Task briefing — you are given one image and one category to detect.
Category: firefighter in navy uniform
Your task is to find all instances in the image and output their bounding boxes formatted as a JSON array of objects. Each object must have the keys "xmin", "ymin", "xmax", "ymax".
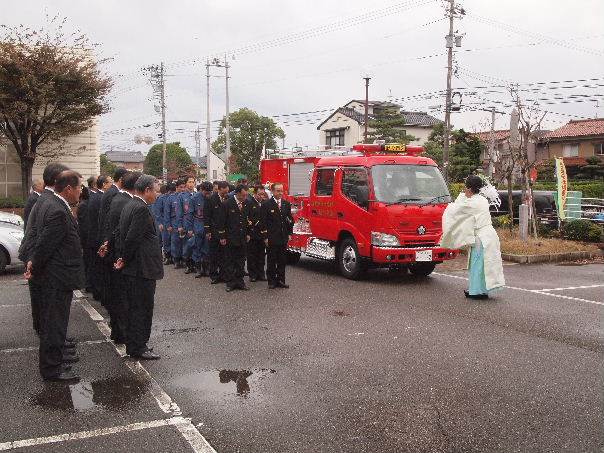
[
  {"xmin": 247, "ymin": 184, "xmax": 268, "ymax": 282},
  {"xmin": 178, "ymin": 176, "xmax": 196, "ymax": 273},
  {"xmin": 184, "ymin": 182, "xmax": 212, "ymax": 277},
  {"xmin": 218, "ymin": 184, "xmax": 251, "ymax": 292},
  {"xmin": 168, "ymin": 178, "xmax": 186, "ymax": 268},
  {"xmin": 205, "ymin": 181, "xmax": 230, "ymax": 284},
  {"xmin": 261, "ymin": 182, "xmax": 294, "ymax": 289}
]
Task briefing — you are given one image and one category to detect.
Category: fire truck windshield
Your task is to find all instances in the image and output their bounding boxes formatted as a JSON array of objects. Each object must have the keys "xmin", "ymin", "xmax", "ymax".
[{"xmin": 371, "ymin": 164, "xmax": 450, "ymax": 205}]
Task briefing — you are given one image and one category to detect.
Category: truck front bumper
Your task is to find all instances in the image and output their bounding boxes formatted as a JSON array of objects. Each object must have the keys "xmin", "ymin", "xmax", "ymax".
[{"xmin": 371, "ymin": 246, "xmax": 459, "ymax": 264}]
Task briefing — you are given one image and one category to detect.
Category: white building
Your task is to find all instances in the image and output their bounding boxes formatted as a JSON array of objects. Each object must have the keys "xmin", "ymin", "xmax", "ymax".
[
  {"xmin": 317, "ymin": 100, "xmax": 442, "ymax": 147},
  {"xmin": 0, "ymin": 124, "xmax": 99, "ymax": 197},
  {"xmin": 205, "ymin": 151, "xmax": 226, "ymax": 181}
]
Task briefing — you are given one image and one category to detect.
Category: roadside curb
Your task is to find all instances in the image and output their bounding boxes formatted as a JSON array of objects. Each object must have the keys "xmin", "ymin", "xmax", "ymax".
[{"xmin": 501, "ymin": 250, "xmax": 604, "ymax": 264}]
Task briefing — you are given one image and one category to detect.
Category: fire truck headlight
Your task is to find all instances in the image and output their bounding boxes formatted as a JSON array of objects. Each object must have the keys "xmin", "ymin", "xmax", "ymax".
[{"xmin": 371, "ymin": 232, "xmax": 400, "ymax": 247}]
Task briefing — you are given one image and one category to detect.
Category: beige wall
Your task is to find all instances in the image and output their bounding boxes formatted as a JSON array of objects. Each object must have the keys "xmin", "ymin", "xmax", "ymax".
[
  {"xmin": 545, "ymin": 139, "xmax": 603, "ymax": 159},
  {"xmin": 207, "ymin": 152, "xmax": 226, "ymax": 181},
  {"xmin": 0, "ymin": 124, "xmax": 99, "ymax": 198},
  {"xmin": 318, "ymin": 114, "xmax": 362, "ymax": 147}
]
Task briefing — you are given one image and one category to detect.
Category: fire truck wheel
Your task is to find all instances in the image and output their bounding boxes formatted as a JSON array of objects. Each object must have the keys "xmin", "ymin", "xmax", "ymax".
[
  {"xmin": 338, "ymin": 237, "xmax": 366, "ymax": 280},
  {"xmin": 408, "ymin": 262, "xmax": 436, "ymax": 277},
  {"xmin": 286, "ymin": 251, "xmax": 301, "ymax": 265}
]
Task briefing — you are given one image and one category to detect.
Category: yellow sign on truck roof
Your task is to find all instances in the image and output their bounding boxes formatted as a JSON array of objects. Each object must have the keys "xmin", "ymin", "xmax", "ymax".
[{"xmin": 384, "ymin": 143, "xmax": 406, "ymax": 152}]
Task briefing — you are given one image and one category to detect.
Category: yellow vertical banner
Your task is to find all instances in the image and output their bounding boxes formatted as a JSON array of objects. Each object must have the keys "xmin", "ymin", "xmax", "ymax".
[{"xmin": 555, "ymin": 157, "xmax": 567, "ymax": 220}]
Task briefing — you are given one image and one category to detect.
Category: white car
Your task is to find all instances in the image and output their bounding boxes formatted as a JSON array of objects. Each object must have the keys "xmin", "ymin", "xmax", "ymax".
[
  {"xmin": 0, "ymin": 211, "xmax": 24, "ymax": 228},
  {"xmin": 0, "ymin": 218, "xmax": 24, "ymax": 273}
]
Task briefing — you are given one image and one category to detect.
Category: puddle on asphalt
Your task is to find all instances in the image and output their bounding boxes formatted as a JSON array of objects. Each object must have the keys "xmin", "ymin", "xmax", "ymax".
[
  {"xmin": 30, "ymin": 375, "xmax": 150, "ymax": 412},
  {"xmin": 174, "ymin": 369, "xmax": 276, "ymax": 398}
]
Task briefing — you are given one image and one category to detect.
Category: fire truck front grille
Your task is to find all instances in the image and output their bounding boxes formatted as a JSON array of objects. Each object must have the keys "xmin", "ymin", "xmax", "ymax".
[{"xmin": 400, "ymin": 241, "xmax": 438, "ymax": 248}]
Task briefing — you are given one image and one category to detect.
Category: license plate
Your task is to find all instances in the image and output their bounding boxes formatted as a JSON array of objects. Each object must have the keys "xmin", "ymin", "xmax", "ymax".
[{"xmin": 415, "ymin": 250, "xmax": 432, "ymax": 262}]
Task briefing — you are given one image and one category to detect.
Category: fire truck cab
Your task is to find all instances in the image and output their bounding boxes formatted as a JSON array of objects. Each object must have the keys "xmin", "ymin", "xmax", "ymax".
[{"xmin": 259, "ymin": 143, "xmax": 459, "ymax": 279}]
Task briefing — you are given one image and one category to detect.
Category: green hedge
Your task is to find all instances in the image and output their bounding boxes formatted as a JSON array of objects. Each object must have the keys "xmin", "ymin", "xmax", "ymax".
[
  {"xmin": 561, "ymin": 219, "xmax": 603, "ymax": 242},
  {"xmin": 528, "ymin": 181, "xmax": 604, "ymax": 199},
  {"xmin": 449, "ymin": 182, "xmax": 464, "ymax": 200},
  {"xmin": 0, "ymin": 197, "xmax": 25, "ymax": 208}
]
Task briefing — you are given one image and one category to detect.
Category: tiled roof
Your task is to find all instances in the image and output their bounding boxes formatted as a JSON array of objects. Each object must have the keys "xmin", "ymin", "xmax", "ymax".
[
  {"xmin": 105, "ymin": 151, "xmax": 144, "ymax": 163},
  {"xmin": 542, "ymin": 118, "xmax": 604, "ymax": 139},
  {"xmin": 473, "ymin": 130, "xmax": 511, "ymax": 142},
  {"xmin": 401, "ymin": 111, "xmax": 443, "ymax": 127}
]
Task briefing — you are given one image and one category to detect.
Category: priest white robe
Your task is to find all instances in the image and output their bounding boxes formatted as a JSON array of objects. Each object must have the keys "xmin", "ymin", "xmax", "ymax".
[{"xmin": 440, "ymin": 192, "xmax": 505, "ymax": 292}]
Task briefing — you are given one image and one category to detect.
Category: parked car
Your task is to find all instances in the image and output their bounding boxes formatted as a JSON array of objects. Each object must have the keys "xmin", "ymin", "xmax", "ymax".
[
  {"xmin": 0, "ymin": 219, "xmax": 24, "ymax": 273},
  {"xmin": 0, "ymin": 211, "xmax": 24, "ymax": 228},
  {"xmin": 490, "ymin": 190, "xmax": 558, "ymax": 226}
]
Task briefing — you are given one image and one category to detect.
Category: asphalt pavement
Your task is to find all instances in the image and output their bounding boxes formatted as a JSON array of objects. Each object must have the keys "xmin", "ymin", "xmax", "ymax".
[{"xmin": 0, "ymin": 257, "xmax": 602, "ymax": 453}]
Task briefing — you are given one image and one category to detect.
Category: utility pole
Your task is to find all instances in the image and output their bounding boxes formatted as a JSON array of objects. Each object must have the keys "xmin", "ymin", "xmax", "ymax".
[
  {"xmin": 159, "ymin": 62, "xmax": 167, "ymax": 182},
  {"xmin": 205, "ymin": 60, "xmax": 211, "ymax": 161},
  {"xmin": 363, "ymin": 76, "xmax": 371, "ymax": 143},
  {"xmin": 443, "ymin": 0, "xmax": 464, "ymax": 183},
  {"xmin": 194, "ymin": 126, "xmax": 201, "ymax": 169},
  {"xmin": 224, "ymin": 54, "xmax": 231, "ymax": 175},
  {"xmin": 488, "ymin": 106, "xmax": 496, "ymax": 177}
]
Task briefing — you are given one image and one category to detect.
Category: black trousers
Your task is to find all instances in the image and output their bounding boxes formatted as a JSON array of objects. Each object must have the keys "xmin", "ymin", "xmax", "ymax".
[
  {"xmin": 247, "ymin": 239, "xmax": 266, "ymax": 280},
  {"xmin": 39, "ymin": 284, "xmax": 72, "ymax": 378},
  {"xmin": 88, "ymin": 248, "xmax": 102, "ymax": 296},
  {"xmin": 108, "ymin": 269, "xmax": 128, "ymax": 342},
  {"xmin": 208, "ymin": 237, "xmax": 226, "ymax": 281},
  {"xmin": 124, "ymin": 275, "xmax": 156, "ymax": 356},
  {"xmin": 225, "ymin": 244, "xmax": 246, "ymax": 289},
  {"xmin": 266, "ymin": 243, "xmax": 287, "ymax": 285},
  {"xmin": 83, "ymin": 246, "xmax": 93, "ymax": 290},
  {"xmin": 28, "ymin": 280, "xmax": 43, "ymax": 334},
  {"xmin": 100, "ymin": 260, "xmax": 113, "ymax": 308}
]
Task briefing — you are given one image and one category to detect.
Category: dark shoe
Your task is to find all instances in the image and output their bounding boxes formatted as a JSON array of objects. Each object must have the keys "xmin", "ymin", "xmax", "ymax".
[
  {"xmin": 62, "ymin": 353, "xmax": 80, "ymax": 364},
  {"xmin": 44, "ymin": 370, "xmax": 80, "ymax": 382},
  {"xmin": 240, "ymin": 285, "xmax": 250, "ymax": 291},
  {"xmin": 226, "ymin": 286, "xmax": 234, "ymax": 292},
  {"xmin": 163, "ymin": 257, "xmax": 173, "ymax": 265},
  {"xmin": 277, "ymin": 282, "xmax": 289, "ymax": 289},
  {"xmin": 174, "ymin": 260, "xmax": 184, "ymax": 269},
  {"xmin": 132, "ymin": 351, "xmax": 160, "ymax": 360},
  {"xmin": 268, "ymin": 284, "xmax": 276, "ymax": 289},
  {"xmin": 464, "ymin": 290, "xmax": 488, "ymax": 300},
  {"xmin": 65, "ymin": 336, "xmax": 76, "ymax": 343},
  {"xmin": 249, "ymin": 277, "xmax": 257, "ymax": 282},
  {"xmin": 258, "ymin": 276, "xmax": 267, "ymax": 281},
  {"xmin": 113, "ymin": 338, "xmax": 126, "ymax": 345},
  {"xmin": 63, "ymin": 342, "xmax": 77, "ymax": 350},
  {"xmin": 210, "ymin": 279, "xmax": 223, "ymax": 284}
]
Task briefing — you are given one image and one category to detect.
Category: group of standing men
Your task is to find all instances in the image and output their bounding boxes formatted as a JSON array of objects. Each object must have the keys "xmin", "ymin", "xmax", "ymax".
[
  {"xmin": 154, "ymin": 178, "xmax": 294, "ymax": 292},
  {"xmin": 20, "ymin": 164, "xmax": 164, "ymax": 382}
]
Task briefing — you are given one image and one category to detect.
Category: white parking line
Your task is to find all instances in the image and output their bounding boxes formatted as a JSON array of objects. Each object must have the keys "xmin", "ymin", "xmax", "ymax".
[
  {"xmin": 0, "ymin": 416, "xmax": 199, "ymax": 451},
  {"xmin": 0, "ymin": 304, "xmax": 29, "ymax": 308},
  {"xmin": 433, "ymin": 272, "xmax": 604, "ymax": 307},
  {"xmin": 539, "ymin": 284, "xmax": 604, "ymax": 292},
  {"xmin": 0, "ymin": 339, "xmax": 108, "ymax": 354},
  {"xmin": 74, "ymin": 294, "xmax": 217, "ymax": 453}
]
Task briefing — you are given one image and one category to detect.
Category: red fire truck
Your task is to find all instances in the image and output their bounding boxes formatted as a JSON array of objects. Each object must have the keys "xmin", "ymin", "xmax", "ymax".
[{"xmin": 259, "ymin": 143, "xmax": 459, "ymax": 279}]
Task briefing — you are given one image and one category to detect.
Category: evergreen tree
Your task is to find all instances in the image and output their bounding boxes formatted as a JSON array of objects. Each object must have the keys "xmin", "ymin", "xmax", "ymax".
[{"xmin": 366, "ymin": 107, "xmax": 416, "ymax": 144}]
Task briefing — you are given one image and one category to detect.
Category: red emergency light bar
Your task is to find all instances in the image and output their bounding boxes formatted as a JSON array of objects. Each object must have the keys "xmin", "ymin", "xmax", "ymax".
[{"xmin": 352, "ymin": 143, "xmax": 424, "ymax": 156}]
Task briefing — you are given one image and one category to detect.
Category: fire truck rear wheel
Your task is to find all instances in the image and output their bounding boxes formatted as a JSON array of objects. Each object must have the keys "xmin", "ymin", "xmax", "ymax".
[
  {"xmin": 286, "ymin": 251, "xmax": 301, "ymax": 265},
  {"xmin": 408, "ymin": 262, "xmax": 436, "ymax": 277},
  {"xmin": 338, "ymin": 237, "xmax": 366, "ymax": 280}
]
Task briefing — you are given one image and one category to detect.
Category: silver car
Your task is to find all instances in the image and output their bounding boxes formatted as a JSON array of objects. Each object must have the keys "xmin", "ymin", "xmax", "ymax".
[{"xmin": 0, "ymin": 216, "xmax": 24, "ymax": 273}]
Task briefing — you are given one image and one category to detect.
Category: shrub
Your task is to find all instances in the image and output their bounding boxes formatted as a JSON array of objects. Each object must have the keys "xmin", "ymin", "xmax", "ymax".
[
  {"xmin": 562, "ymin": 219, "xmax": 603, "ymax": 242},
  {"xmin": 449, "ymin": 182, "xmax": 464, "ymax": 200},
  {"xmin": 0, "ymin": 197, "xmax": 25, "ymax": 208},
  {"xmin": 492, "ymin": 214, "xmax": 512, "ymax": 229}
]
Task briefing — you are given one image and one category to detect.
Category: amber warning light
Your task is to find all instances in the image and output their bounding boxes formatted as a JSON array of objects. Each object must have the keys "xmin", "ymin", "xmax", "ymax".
[{"xmin": 352, "ymin": 143, "xmax": 424, "ymax": 156}]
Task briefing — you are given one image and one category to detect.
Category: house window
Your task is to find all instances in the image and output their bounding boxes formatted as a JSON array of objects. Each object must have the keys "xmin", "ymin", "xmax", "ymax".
[
  {"xmin": 212, "ymin": 170, "xmax": 217, "ymax": 179},
  {"xmin": 562, "ymin": 144, "xmax": 579, "ymax": 157},
  {"xmin": 325, "ymin": 128, "xmax": 345, "ymax": 147},
  {"xmin": 594, "ymin": 143, "xmax": 604, "ymax": 156}
]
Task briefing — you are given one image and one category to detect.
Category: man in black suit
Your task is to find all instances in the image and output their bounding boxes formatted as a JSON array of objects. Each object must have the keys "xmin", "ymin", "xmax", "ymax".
[
  {"xmin": 97, "ymin": 167, "xmax": 129, "ymax": 308},
  {"xmin": 23, "ymin": 179, "xmax": 44, "ymax": 230},
  {"xmin": 81, "ymin": 176, "xmax": 97, "ymax": 292},
  {"xmin": 27, "ymin": 170, "xmax": 85, "ymax": 381},
  {"xmin": 218, "ymin": 184, "xmax": 251, "ymax": 292},
  {"xmin": 261, "ymin": 183, "xmax": 294, "ymax": 289},
  {"xmin": 247, "ymin": 184, "xmax": 268, "ymax": 282},
  {"xmin": 205, "ymin": 181, "xmax": 230, "ymax": 284},
  {"xmin": 19, "ymin": 163, "xmax": 69, "ymax": 336},
  {"xmin": 115, "ymin": 174, "xmax": 163, "ymax": 360},
  {"xmin": 98, "ymin": 171, "xmax": 140, "ymax": 344},
  {"xmin": 86, "ymin": 175, "xmax": 110, "ymax": 300}
]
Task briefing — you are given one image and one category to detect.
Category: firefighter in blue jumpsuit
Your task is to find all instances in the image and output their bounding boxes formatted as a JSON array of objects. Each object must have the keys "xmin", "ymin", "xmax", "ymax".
[
  {"xmin": 184, "ymin": 182, "xmax": 212, "ymax": 277},
  {"xmin": 160, "ymin": 182, "xmax": 176, "ymax": 264},
  {"xmin": 153, "ymin": 184, "xmax": 167, "ymax": 250},
  {"xmin": 168, "ymin": 178, "xmax": 186, "ymax": 268},
  {"xmin": 177, "ymin": 176, "xmax": 195, "ymax": 273}
]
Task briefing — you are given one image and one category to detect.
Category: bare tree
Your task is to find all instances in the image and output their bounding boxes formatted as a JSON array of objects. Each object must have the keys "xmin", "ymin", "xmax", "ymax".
[
  {"xmin": 0, "ymin": 16, "xmax": 112, "ymax": 199},
  {"xmin": 509, "ymin": 86, "xmax": 547, "ymax": 238}
]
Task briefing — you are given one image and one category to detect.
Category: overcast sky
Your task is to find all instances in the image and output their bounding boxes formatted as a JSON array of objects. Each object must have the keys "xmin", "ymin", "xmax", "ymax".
[{"xmin": 4, "ymin": 0, "xmax": 604, "ymax": 157}]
